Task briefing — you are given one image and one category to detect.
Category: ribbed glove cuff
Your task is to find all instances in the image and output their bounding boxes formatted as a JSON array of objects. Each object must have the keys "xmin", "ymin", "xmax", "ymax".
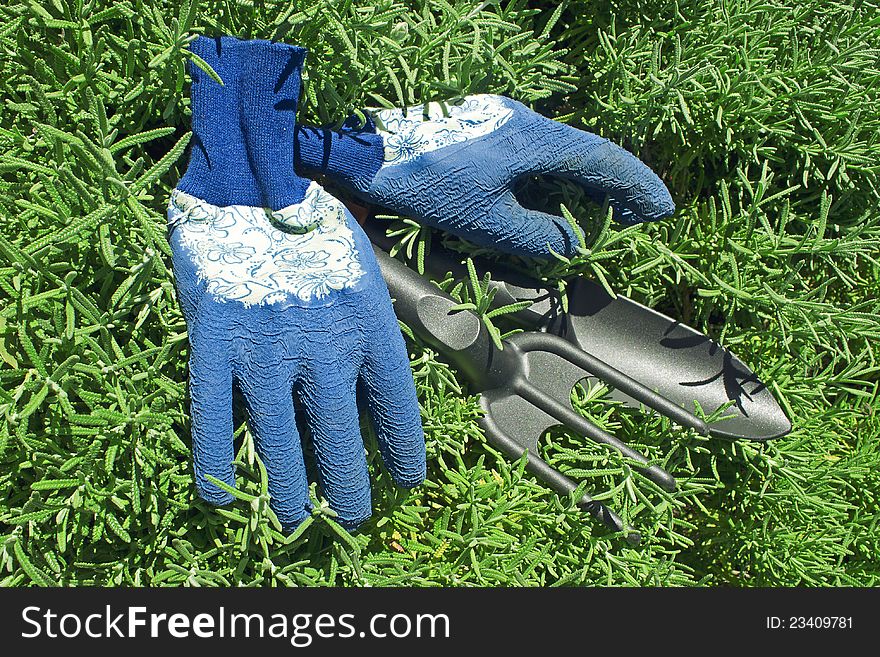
[{"xmin": 178, "ymin": 36, "xmax": 310, "ymax": 210}]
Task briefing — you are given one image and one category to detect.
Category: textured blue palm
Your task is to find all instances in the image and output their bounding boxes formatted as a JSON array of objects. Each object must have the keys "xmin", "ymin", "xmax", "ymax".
[
  {"xmin": 170, "ymin": 209, "xmax": 425, "ymax": 529},
  {"xmin": 295, "ymin": 96, "xmax": 675, "ymax": 258}
]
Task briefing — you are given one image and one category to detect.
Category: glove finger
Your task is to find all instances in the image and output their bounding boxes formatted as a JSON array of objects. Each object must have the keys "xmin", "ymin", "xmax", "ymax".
[
  {"xmin": 532, "ymin": 127, "xmax": 675, "ymax": 226},
  {"xmin": 486, "ymin": 192, "xmax": 583, "ymax": 257},
  {"xmin": 238, "ymin": 361, "xmax": 310, "ymax": 530},
  {"xmin": 188, "ymin": 336, "xmax": 235, "ymax": 506},
  {"xmin": 361, "ymin": 314, "xmax": 426, "ymax": 488},
  {"xmin": 299, "ymin": 365, "xmax": 372, "ymax": 528}
]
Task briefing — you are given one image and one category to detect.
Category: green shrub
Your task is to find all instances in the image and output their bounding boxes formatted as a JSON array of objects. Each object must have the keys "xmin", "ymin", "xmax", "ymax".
[{"xmin": 0, "ymin": 0, "xmax": 877, "ymax": 586}]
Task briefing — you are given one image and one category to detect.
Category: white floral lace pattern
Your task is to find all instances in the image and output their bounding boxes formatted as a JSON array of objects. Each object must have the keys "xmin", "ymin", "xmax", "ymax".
[
  {"xmin": 372, "ymin": 94, "xmax": 513, "ymax": 166},
  {"xmin": 168, "ymin": 182, "xmax": 365, "ymax": 306}
]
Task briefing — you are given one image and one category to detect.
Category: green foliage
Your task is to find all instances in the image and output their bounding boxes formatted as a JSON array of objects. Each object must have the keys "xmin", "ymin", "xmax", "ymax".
[
  {"xmin": 0, "ymin": 0, "xmax": 878, "ymax": 586},
  {"xmin": 442, "ymin": 257, "xmax": 532, "ymax": 351}
]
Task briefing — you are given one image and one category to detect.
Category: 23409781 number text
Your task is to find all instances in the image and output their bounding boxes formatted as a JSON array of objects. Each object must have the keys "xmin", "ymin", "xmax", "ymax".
[{"xmin": 766, "ymin": 616, "xmax": 853, "ymax": 630}]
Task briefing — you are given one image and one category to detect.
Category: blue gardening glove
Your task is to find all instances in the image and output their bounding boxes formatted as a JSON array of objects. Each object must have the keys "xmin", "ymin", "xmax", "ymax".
[
  {"xmin": 295, "ymin": 95, "xmax": 675, "ymax": 258},
  {"xmin": 169, "ymin": 36, "xmax": 425, "ymax": 530}
]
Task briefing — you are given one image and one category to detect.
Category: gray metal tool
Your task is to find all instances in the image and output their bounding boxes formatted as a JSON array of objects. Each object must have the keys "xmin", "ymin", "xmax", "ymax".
[{"xmin": 367, "ymin": 218, "xmax": 791, "ymax": 542}]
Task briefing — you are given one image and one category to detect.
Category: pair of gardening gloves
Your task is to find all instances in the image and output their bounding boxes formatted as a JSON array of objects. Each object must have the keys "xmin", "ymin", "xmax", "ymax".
[{"xmin": 169, "ymin": 36, "xmax": 675, "ymax": 530}]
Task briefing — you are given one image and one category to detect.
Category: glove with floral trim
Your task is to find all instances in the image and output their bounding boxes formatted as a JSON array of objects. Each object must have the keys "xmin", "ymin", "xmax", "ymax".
[
  {"xmin": 294, "ymin": 95, "xmax": 675, "ymax": 258},
  {"xmin": 169, "ymin": 35, "xmax": 425, "ymax": 530}
]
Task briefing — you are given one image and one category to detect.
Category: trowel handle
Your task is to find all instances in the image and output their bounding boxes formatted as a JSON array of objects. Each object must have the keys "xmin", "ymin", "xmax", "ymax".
[{"xmin": 372, "ymin": 245, "xmax": 495, "ymax": 387}]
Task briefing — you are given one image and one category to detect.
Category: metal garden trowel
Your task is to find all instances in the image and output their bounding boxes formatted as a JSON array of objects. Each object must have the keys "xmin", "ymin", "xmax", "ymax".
[{"xmin": 367, "ymin": 223, "xmax": 791, "ymax": 543}]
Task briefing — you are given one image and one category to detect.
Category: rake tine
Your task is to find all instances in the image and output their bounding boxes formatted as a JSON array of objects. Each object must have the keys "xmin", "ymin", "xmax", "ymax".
[
  {"xmin": 511, "ymin": 376, "xmax": 678, "ymax": 492},
  {"xmin": 480, "ymin": 404, "xmax": 641, "ymax": 545},
  {"xmin": 512, "ymin": 332, "xmax": 710, "ymax": 435}
]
